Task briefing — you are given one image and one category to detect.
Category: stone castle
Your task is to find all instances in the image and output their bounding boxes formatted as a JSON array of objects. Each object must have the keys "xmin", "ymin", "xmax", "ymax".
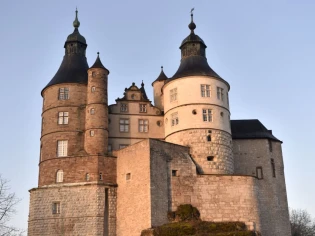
[{"xmin": 28, "ymin": 10, "xmax": 291, "ymax": 236}]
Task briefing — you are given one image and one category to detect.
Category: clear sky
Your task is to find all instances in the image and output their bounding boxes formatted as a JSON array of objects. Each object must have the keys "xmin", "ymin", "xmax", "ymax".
[{"xmin": 0, "ymin": 0, "xmax": 314, "ymax": 231}]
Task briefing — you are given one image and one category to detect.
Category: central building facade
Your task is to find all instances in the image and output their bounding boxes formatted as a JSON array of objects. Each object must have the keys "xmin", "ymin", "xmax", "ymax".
[{"xmin": 28, "ymin": 10, "xmax": 291, "ymax": 236}]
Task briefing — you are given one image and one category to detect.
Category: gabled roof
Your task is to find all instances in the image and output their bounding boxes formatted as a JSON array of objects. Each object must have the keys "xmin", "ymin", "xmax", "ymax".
[{"xmin": 231, "ymin": 119, "xmax": 281, "ymax": 142}]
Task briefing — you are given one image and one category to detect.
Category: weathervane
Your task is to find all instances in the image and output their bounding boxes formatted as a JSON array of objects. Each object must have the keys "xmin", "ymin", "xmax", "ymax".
[{"xmin": 191, "ymin": 8, "xmax": 194, "ymax": 14}]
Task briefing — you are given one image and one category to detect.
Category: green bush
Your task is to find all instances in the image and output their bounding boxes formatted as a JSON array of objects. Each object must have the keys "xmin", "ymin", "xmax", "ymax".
[
  {"xmin": 153, "ymin": 222, "xmax": 195, "ymax": 236},
  {"xmin": 175, "ymin": 204, "xmax": 200, "ymax": 222}
]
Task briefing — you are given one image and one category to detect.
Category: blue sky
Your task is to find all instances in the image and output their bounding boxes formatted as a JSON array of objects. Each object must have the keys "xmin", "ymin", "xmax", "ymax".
[{"xmin": 0, "ymin": 0, "xmax": 314, "ymax": 231}]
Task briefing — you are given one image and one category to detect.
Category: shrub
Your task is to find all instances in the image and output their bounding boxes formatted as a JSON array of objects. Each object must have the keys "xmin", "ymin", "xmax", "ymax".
[{"xmin": 175, "ymin": 204, "xmax": 200, "ymax": 222}]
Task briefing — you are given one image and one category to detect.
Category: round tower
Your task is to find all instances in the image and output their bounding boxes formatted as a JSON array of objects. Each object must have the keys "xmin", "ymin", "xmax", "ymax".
[
  {"xmin": 85, "ymin": 53, "xmax": 109, "ymax": 155},
  {"xmin": 163, "ymin": 13, "xmax": 233, "ymax": 174},
  {"xmin": 152, "ymin": 66, "xmax": 168, "ymax": 111},
  {"xmin": 39, "ymin": 9, "xmax": 89, "ymax": 186}
]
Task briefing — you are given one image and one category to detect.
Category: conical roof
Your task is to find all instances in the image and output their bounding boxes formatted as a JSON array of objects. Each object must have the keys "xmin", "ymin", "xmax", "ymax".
[
  {"xmin": 42, "ymin": 9, "xmax": 89, "ymax": 94},
  {"xmin": 90, "ymin": 52, "xmax": 109, "ymax": 74},
  {"xmin": 152, "ymin": 66, "xmax": 168, "ymax": 85},
  {"xmin": 168, "ymin": 13, "xmax": 224, "ymax": 83}
]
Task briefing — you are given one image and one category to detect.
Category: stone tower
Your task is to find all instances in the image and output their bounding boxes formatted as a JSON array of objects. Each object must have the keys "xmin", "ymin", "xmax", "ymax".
[
  {"xmin": 28, "ymin": 10, "xmax": 117, "ymax": 236},
  {"xmin": 163, "ymin": 13, "xmax": 233, "ymax": 174}
]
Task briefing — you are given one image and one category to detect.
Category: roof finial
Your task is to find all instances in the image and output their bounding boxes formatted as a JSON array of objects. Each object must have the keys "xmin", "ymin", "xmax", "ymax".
[
  {"xmin": 189, "ymin": 8, "xmax": 196, "ymax": 33},
  {"xmin": 97, "ymin": 52, "xmax": 100, "ymax": 57},
  {"xmin": 73, "ymin": 8, "xmax": 80, "ymax": 29},
  {"xmin": 141, "ymin": 80, "xmax": 144, "ymax": 87},
  {"xmin": 161, "ymin": 66, "xmax": 163, "ymax": 71}
]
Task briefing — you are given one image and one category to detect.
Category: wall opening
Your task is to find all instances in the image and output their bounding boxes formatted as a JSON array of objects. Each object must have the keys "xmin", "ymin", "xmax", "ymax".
[
  {"xmin": 126, "ymin": 173, "xmax": 131, "ymax": 180},
  {"xmin": 172, "ymin": 170, "xmax": 178, "ymax": 176},
  {"xmin": 207, "ymin": 156, "xmax": 214, "ymax": 161},
  {"xmin": 256, "ymin": 167, "xmax": 263, "ymax": 179},
  {"xmin": 104, "ymin": 188, "xmax": 109, "ymax": 236},
  {"xmin": 207, "ymin": 135, "xmax": 211, "ymax": 142},
  {"xmin": 271, "ymin": 159, "xmax": 276, "ymax": 177}
]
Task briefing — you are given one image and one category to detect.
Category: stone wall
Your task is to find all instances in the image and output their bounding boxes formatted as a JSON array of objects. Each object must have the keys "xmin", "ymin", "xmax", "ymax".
[
  {"xmin": 166, "ymin": 129, "xmax": 233, "ymax": 174},
  {"xmin": 233, "ymin": 139, "xmax": 291, "ymax": 236},
  {"xmin": 28, "ymin": 184, "xmax": 117, "ymax": 236},
  {"xmin": 115, "ymin": 140, "xmax": 152, "ymax": 236}
]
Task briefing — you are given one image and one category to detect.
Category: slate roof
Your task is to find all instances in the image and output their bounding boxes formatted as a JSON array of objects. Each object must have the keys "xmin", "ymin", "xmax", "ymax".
[
  {"xmin": 152, "ymin": 67, "xmax": 168, "ymax": 85},
  {"xmin": 231, "ymin": 119, "xmax": 281, "ymax": 142},
  {"xmin": 90, "ymin": 53, "xmax": 109, "ymax": 73}
]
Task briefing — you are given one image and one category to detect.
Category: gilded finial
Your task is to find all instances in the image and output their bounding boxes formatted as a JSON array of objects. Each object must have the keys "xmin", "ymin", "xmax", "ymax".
[{"xmin": 73, "ymin": 8, "xmax": 80, "ymax": 28}]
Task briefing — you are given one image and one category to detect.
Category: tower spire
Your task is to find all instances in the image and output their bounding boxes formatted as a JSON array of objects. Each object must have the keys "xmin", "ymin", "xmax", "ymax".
[
  {"xmin": 189, "ymin": 8, "xmax": 196, "ymax": 33},
  {"xmin": 73, "ymin": 7, "xmax": 80, "ymax": 28}
]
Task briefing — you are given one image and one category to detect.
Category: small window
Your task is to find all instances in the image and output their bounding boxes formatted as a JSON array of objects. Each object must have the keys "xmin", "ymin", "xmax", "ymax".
[
  {"xmin": 271, "ymin": 159, "xmax": 276, "ymax": 178},
  {"xmin": 99, "ymin": 172, "xmax": 103, "ymax": 180},
  {"xmin": 119, "ymin": 119, "xmax": 129, "ymax": 132},
  {"xmin": 201, "ymin": 84, "xmax": 211, "ymax": 97},
  {"xmin": 86, "ymin": 173, "xmax": 90, "ymax": 181},
  {"xmin": 90, "ymin": 108, "xmax": 95, "ymax": 115},
  {"xmin": 192, "ymin": 109, "xmax": 197, "ymax": 115},
  {"xmin": 92, "ymin": 72, "xmax": 96, "ymax": 77},
  {"xmin": 58, "ymin": 88, "xmax": 69, "ymax": 100},
  {"xmin": 120, "ymin": 103, "xmax": 128, "ymax": 112},
  {"xmin": 171, "ymin": 112, "xmax": 179, "ymax": 126},
  {"xmin": 207, "ymin": 156, "xmax": 214, "ymax": 161},
  {"xmin": 207, "ymin": 135, "xmax": 211, "ymax": 142},
  {"xmin": 217, "ymin": 87, "xmax": 224, "ymax": 101},
  {"xmin": 172, "ymin": 170, "xmax": 178, "ymax": 177},
  {"xmin": 91, "ymin": 86, "xmax": 96, "ymax": 92},
  {"xmin": 56, "ymin": 170, "xmax": 63, "ymax": 183},
  {"xmin": 126, "ymin": 173, "xmax": 131, "ymax": 180},
  {"xmin": 90, "ymin": 130, "xmax": 95, "ymax": 137},
  {"xmin": 108, "ymin": 144, "xmax": 112, "ymax": 153},
  {"xmin": 220, "ymin": 112, "xmax": 224, "ymax": 117},
  {"xmin": 256, "ymin": 167, "xmax": 263, "ymax": 179},
  {"xmin": 203, "ymin": 109, "xmax": 212, "ymax": 122},
  {"xmin": 140, "ymin": 104, "xmax": 147, "ymax": 113},
  {"xmin": 139, "ymin": 119, "xmax": 148, "ymax": 132},
  {"xmin": 157, "ymin": 121, "xmax": 162, "ymax": 127},
  {"xmin": 170, "ymin": 88, "xmax": 177, "ymax": 102},
  {"xmin": 58, "ymin": 112, "xmax": 69, "ymax": 125},
  {"xmin": 57, "ymin": 140, "xmax": 68, "ymax": 157},
  {"xmin": 52, "ymin": 202, "xmax": 60, "ymax": 214}
]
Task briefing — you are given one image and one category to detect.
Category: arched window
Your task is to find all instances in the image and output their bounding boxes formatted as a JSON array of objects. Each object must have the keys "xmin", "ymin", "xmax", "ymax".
[{"xmin": 56, "ymin": 170, "xmax": 63, "ymax": 183}]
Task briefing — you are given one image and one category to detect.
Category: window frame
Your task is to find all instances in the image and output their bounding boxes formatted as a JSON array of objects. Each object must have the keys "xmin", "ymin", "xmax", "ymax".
[
  {"xmin": 201, "ymin": 84, "xmax": 211, "ymax": 97},
  {"xmin": 52, "ymin": 202, "xmax": 60, "ymax": 214},
  {"xmin": 217, "ymin": 87, "xmax": 224, "ymax": 101},
  {"xmin": 138, "ymin": 119, "xmax": 149, "ymax": 133},
  {"xmin": 139, "ymin": 104, "xmax": 147, "ymax": 113},
  {"xmin": 56, "ymin": 170, "xmax": 64, "ymax": 183},
  {"xmin": 58, "ymin": 111, "xmax": 69, "ymax": 125},
  {"xmin": 171, "ymin": 112, "xmax": 179, "ymax": 126},
  {"xmin": 120, "ymin": 103, "xmax": 128, "ymax": 112},
  {"xmin": 57, "ymin": 140, "xmax": 68, "ymax": 157},
  {"xmin": 119, "ymin": 118, "xmax": 130, "ymax": 133},
  {"xmin": 170, "ymin": 88, "xmax": 177, "ymax": 102},
  {"xmin": 58, "ymin": 88, "xmax": 69, "ymax": 100},
  {"xmin": 202, "ymin": 109, "xmax": 213, "ymax": 122}
]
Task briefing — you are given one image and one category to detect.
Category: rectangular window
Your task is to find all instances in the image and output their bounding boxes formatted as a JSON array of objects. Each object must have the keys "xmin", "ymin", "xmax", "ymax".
[
  {"xmin": 202, "ymin": 109, "xmax": 212, "ymax": 122},
  {"xmin": 120, "ymin": 103, "xmax": 128, "ymax": 112},
  {"xmin": 119, "ymin": 119, "xmax": 129, "ymax": 132},
  {"xmin": 58, "ymin": 88, "xmax": 69, "ymax": 100},
  {"xmin": 58, "ymin": 112, "xmax": 69, "ymax": 124},
  {"xmin": 140, "ymin": 104, "xmax": 147, "ymax": 113},
  {"xmin": 201, "ymin": 84, "xmax": 211, "ymax": 97},
  {"xmin": 57, "ymin": 140, "xmax": 68, "ymax": 157},
  {"xmin": 256, "ymin": 167, "xmax": 263, "ymax": 179},
  {"xmin": 171, "ymin": 112, "xmax": 179, "ymax": 126},
  {"xmin": 139, "ymin": 119, "xmax": 148, "ymax": 132},
  {"xmin": 271, "ymin": 159, "xmax": 276, "ymax": 178},
  {"xmin": 119, "ymin": 144, "xmax": 128, "ymax": 149},
  {"xmin": 52, "ymin": 202, "xmax": 60, "ymax": 214},
  {"xmin": 172, "ymin": 170, "xmax": 178, "ymax": 177},
  {"xmin": 170, "ymin": 88, "xmax": 177, "ymax": 102},
  {"xmin": 217, "ymin": 87, "xmax": 224, "ymax": 101},
  {"xmin": 126, "ymin": 173, "xmax": 131, "ymax": 180}
]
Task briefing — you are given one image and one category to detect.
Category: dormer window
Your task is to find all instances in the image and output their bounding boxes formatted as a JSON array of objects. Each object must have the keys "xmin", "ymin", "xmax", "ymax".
[
  {"xmin": 120, "ymin": 103, "xmax": 128, "ymax": 112},
  {"xmin": 140, "ymin": 104, "xmax": 147, "ymax": 113},
  {"xmin": 58, "ymin": 88, "xmax": 69, "ymax": 100}
]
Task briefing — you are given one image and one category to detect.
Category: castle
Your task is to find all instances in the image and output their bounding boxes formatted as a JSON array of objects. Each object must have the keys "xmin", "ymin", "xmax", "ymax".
[{"xmin": 28, "ymin": 10, "xmax": 291, "ymax": 236}]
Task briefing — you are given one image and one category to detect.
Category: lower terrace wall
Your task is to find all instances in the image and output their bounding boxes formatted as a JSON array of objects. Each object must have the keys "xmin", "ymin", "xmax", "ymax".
[{"xmin": 28, "ymin": 184, "xmax": 116, "ymax": 236}]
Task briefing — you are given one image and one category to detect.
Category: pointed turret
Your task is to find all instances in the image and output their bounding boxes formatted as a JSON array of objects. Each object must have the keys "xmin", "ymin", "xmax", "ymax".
[
  {"xmin": 42, "ymin": 9, "xmax": 89, "ymax": 94},
  {"xmin": 170, "ymin": 12, "xmax": 221, "ymax": 81},
  {"xmin": 152, "ymin": 66, "xmax": 168, "ymax": 85},
  {"xmin": 90, "ymin": 52, "xmax": 110, "ymax": 73},
  {"xmin": 152, "ymin": 66, "xmax": 167, "ymax": 111}
]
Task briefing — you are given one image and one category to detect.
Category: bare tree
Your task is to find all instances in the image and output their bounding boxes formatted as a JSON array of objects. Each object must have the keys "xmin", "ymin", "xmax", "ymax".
[
  {"xmin": 0, "ymin": 175, "xmax": 23, "ymax": 236},
  {"xmin": 290, "ymin": 208, "xmax": 315, "ymax": 236}
]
